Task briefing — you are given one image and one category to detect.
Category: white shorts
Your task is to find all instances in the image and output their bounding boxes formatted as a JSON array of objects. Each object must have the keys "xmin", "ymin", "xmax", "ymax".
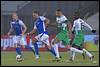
[
  {"xmin": 35, "ymin": 33, "xmax": 50, "ymax": 46},
  {"xmin": 13, "ymin": 35, "xmax": 21, "ymax": 44}
]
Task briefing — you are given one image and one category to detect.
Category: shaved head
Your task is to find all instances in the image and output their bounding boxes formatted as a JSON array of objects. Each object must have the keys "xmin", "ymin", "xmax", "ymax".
[{"xmin": 12, "ymin": 12, "xmax": 18, "ymax": 20}]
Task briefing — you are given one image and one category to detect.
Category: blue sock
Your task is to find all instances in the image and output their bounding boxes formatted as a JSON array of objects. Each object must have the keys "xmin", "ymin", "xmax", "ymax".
[
  {"xmin": 25, "ymin": 45, "xmax": 35, "ymax": 54},
  {"xmin": 46, "ymin": 46, "xmax": 56, "ymax": 56},
  {"xmin": 16, "ymin": 47, "xmax": 22, "ymax": 55},
  {"xmin": 34, "ymin": 42, "xmax": 39, "ymax": 56}
]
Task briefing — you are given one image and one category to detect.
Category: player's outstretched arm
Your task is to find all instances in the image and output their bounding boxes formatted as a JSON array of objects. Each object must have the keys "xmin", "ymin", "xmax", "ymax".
[
  {"xmin": 91, "ymin": 30, "xmax": 96, "ymax": 33},
  {"xmin": 29, "ymin": 21, "xmax": 37, "ymax": 35},
  {"xmin": 29, "ymin": 28, "xmax": 36, "ymax": 35},
  {"xmin": 83, "ymin": 21, "xmax": 96, "ymax": 33}
]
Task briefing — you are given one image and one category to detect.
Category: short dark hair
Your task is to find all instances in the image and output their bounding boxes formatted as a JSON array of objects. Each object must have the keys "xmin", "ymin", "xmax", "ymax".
[
  {"xmin": 33, "ymin": 11, "xmax": 39, "ymax": 14},
  {"xmin": 56, "ymin": 9, "xmax": 62, "ymax": 12},
  {"xmin": 74, "ymin": 12, "xmax": 80, "ymax": 16}
]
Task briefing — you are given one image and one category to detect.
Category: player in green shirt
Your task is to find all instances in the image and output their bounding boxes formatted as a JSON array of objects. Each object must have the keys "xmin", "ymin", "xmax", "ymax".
[{"xmin": 52, "ymin": 9, "xmax": 87, "ymax": 61}]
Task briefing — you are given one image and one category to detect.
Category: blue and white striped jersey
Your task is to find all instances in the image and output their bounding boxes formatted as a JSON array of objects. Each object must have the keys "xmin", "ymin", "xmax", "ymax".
[
  {"xmin": 10, "ymin": 19, "xmax": 25, "ymax": 35},
  {"xmin": 34, "ymin": 16, "xmax": 48, "ymax": 34}
]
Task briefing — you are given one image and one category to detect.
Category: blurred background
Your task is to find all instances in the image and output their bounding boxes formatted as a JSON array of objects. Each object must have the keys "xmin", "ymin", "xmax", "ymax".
[{"xmin": 1, "ymin": 1, "xmax": 99, "ymax": 35}]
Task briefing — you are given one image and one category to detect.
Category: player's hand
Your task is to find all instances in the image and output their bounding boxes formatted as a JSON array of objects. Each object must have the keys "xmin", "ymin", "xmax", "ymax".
[{"xmin": 91, "ymin": 30, "xmax": 96, "ymax": 33}]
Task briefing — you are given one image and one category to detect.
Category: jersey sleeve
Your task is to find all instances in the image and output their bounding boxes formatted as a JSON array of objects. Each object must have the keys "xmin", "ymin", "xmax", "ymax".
[
  {"xmin": 40, "ymin": 16, "xmax": 46, "ymax": 21},
  {"xmin": 34, "ymin": 22, "xmax": 37, "ymax": 29},
  {"xmin": 19, "ymin": 20, "xmax": 26, "ymax": 30},
  {"xmin": 81, "ymin": 19, "xmax": 93, "ymax": 30},
  {"xmin": 63, "ymin": 16, "xmax": 68, "ymax": 22},
  {"xmin": 10, "ymin": 22, "xmax": 13, "ymax": 29},
  {"xmin": 9, "ymin": 22, "xmax": 14, "ymax": 32},
  {"xmin": 19, "ymin": 20, "xmax": 25, "ymax": 26}
]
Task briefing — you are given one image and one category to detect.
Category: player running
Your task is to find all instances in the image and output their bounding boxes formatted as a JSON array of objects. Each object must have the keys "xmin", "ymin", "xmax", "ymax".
[
  {"xmin": 28, "ymin": 11, "xmax": 57, "ymax": 60},
  {"xmin": 7, "ymin": 13, "xmax": 27, "ymax": 61},
  {"xmin": 51, "ymin": 9, "xmax": 70, "ymax": 60},
  {"xmin": 7, "ymin": 13, "xmax": 36, "ymax": 62},
  {"xmin": 70, "ymin": 12, "xmax": 96, "ymax": 61},
  {"xmin": 52, "ymin": 9, "xmax": 86, "ymax": 61}
]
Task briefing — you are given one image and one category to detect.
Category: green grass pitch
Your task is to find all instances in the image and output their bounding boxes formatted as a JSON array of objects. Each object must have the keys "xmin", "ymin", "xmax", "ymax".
[{"xmin": 1, "ymin": 51, "xmax": 99, "ymax": 66}]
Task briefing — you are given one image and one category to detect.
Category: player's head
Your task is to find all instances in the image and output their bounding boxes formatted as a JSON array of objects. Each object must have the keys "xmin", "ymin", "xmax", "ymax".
[
  {"xmin": 56, "ymin": 9, "xmax": 63, "ymax": 17},
  {"xmin": 32, "ymin": 11, "xmax": 39, "ymax": 18},
  {"xmin": 12, "ymin": 12, "xmax": 18, "ymax": 20},
  {"xmin": 73, "ymin": 12, "xmax": 80, "ymax": 20}
]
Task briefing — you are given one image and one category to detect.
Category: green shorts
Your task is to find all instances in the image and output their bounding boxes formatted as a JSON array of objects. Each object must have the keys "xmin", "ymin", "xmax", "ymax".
[
  {"xmin": 56, "ymin": 30, "xmax": 70, "ymax": 45},
  {"xmin": 72, "ymin": 30, "xmax": 84, "ymax": 47}
]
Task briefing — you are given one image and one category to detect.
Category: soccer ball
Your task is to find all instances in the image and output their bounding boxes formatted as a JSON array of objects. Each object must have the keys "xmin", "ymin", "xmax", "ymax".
[{"xmin": 16, "ymin": 55, "xmax": 23, "ymax": 62}]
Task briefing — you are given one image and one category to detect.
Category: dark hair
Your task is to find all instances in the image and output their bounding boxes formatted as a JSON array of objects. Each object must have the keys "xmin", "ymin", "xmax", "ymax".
[
  {"xmin": 33, "ymin": 11, "xmax": 39, "ymax": 14},
  {"xmin": 74, "ymin": 12, "xmax": 80, "ymax": 16},
  {"xmin": 56, "ymin": 9, "xmax": 62, "ymax": 12}
]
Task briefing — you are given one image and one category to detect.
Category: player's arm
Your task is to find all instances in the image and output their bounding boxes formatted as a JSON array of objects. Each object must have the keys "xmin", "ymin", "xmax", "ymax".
[
  {"xmin": 29, "ymin": 23, "xmax": 37, "ymax": 35},
  {"xmin": 19, "ymin": 21, "xmax": 27, "ymax": 35},
  {"xmin": 7, "ymin": 23, "xmax": 13, "ymax": 35},
  {"xmin": 82, "ymin": 21, "xmax": 96, "ymax": 33},
  {"xmin": 29, "ymin": 28, "xmax": 36, "ymax": 35},
  {"xmin": 22, "ymin": 23, "xmax": 27, "ymax": 35},
  {"xmin": 62, "ymin": 19, "xmax": 71, "ymax": 32},
  {"xmin": 67, "ymin": 21, "xmax": 72, "ymax": 33},
  {"xmin": 71, "ymin": 21, "xmax": 75, "ymax": 34},
  {"xmin": 62, "ymin": 16, "xmax": 70, "ymax": 31},
  {"xmin": 44, "ymin": 18, "xmax": 50, "ymax": 27},
  {"xmin": 67, "ymin": 21, "xmax": 73, "ymax": 39},
  {"xmin": 7, "ymin": 28, "xmax": 13, "ymax": 35}
]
